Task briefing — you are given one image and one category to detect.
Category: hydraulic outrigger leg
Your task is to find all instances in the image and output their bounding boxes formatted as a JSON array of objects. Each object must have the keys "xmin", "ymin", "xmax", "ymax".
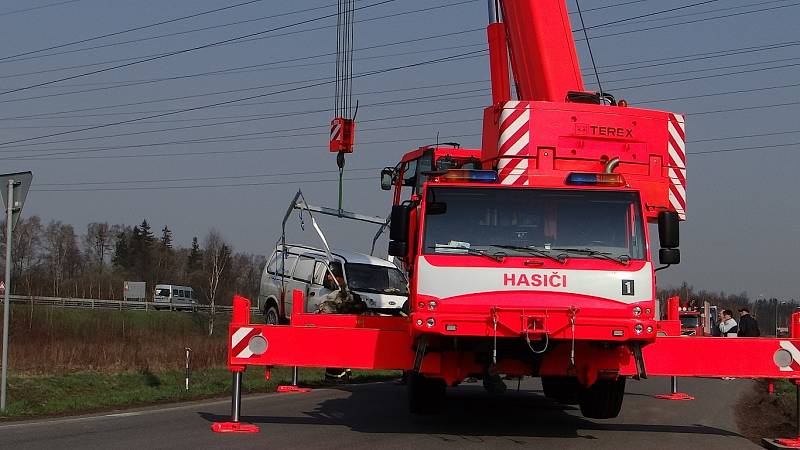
[{"xmin": 210, "ymin": 371, "xmax": 259, "ymax": 433}]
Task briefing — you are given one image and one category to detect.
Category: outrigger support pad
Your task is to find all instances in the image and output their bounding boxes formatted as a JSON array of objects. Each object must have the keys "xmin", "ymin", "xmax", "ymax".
[
  {"xmin": 654, "ymin": 376, "xmax": 695, "ymax": 401},
  {"xmin": 762, "ymin": 381, "xmax": 800, "ymax": 449},
  {"xmin": 211, "ymin": 371, "xmax": 260, "ymax": 433}
]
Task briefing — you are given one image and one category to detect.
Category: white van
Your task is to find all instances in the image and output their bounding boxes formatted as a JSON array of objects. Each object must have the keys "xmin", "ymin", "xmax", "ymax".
[
  {"xmin": 258, "ymin": 245, "xmax": 408, "ymax": 324},
  {"xmin": 154, "ymin": 284, "xmax": 197, "ymax": 310}
]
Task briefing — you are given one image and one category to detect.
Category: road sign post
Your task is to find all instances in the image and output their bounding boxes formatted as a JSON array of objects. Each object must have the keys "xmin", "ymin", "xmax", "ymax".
[{"xmin": 0, "ymin": 171, "xmax": 32, "ymax": 413}]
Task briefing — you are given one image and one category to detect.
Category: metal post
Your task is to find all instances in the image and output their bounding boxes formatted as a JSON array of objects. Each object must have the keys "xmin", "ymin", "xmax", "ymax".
[
  {"xmin": 184, "ymin": 347, "xmax": 192, "ymax": 391},
  {"xmin": 794, "ymin": 380, "xmax": 800, "ymax": 438},
  {"xmin": 1, "ymin": 180, "xmax": 13, "ymax": 412},
  {"xmin": 292, "ymin": 366, "xmax": 299, "ymax": 386},
  {"xmin": 231, "ymin": 371, "xmax": 242, "ymax": 423},
  {"xmin": 671, "ymin": 376, "xmax": 678, "ymax": 394}
]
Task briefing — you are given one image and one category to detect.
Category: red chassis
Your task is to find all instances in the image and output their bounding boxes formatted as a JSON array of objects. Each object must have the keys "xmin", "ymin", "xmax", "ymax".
[{"xmin": 227, "ymin": 293, "xmax": 800, "ymax": 383}]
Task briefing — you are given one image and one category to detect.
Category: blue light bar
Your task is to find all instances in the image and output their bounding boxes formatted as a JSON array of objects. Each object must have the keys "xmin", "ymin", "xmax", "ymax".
[
  {"xmin": 439, "ymin": 169, "xmax": 499, "ymax": 183},
  {"xmin": 566, "ymin": 172, "xmax": 627, "ymax": 187}
]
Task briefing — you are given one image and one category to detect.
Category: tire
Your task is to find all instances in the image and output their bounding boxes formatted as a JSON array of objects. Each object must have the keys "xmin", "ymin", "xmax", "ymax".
[
  {"xmin": 578, "ymin": 377, "xmax": 626, "ymax": 419},
  {"xmin": 541, "ymin": 376, "xmax": 580, "ymax": 404},
  {"xmin": 408, "ymin": 373, "xmax": 446, "ymax": 414},
  {"xmin": 264, "ymin": 305, "xmax": 280, "ymax": 325}
]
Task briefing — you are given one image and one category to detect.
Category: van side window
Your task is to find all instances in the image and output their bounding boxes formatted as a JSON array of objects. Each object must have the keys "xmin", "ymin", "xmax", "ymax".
[
  {"xmin": 312, "ymin": 261, "xmax": 327, "ymax": 285},
  {"xmin": 179, "ymin": 290, "xmax": 185, "ymax": 298},
  {"xmin": 293, "ymin": 257, "xmax": 315, "ymax": 283},
  {"xmin": 266, "ymin": 251, "xmax": 281, "ymax": 274},
  {"xmin": 173, "ymin": 289, "xmax": 179, "ymax": 297},
  {"xmin": 280, "ymin": 254, "xmax": 298, "ymax": 277}
]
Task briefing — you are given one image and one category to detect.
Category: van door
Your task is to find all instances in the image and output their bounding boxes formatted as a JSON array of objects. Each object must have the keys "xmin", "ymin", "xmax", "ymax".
[
  {"xmin": 307, "ymin": 261, "xmax": 330, "ymax": 312},
  {"xmin": 277, "ymin": 253, "xmax": 298, "ymax": 316},
  {"xmin": 290, "ymin": 256, "xmax": 316, "ymax": 314}
]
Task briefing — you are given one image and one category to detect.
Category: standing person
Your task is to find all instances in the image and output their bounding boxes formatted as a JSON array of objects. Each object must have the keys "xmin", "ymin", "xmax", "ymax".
[
  {"xmin": 719, "ymin": 309, "xmax": 739, "ymax": 337},
  {"xmin": 710, "ymin": 310, "xmax": 723, "ymax": 337},
  {"xmin": 737, "ymin": 307, "xmax": 761, "ymax": 337}
]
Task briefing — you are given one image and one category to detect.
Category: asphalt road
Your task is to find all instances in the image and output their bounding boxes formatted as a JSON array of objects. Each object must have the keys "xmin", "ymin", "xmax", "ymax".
[{"xmin": 0, "ymin": 377, "xmax": 765, "ymax": 449}]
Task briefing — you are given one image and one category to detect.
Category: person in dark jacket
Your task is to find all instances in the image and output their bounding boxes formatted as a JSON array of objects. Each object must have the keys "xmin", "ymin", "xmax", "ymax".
[{"xmin": 737, "ymin": 307, "xmax": 761, "ymax": 337}]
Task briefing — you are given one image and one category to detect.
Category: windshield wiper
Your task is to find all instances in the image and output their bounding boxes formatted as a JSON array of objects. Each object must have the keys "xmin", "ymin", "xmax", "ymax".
[
  {"xmin": 431, "ymin": 245, "xmax": 505, "ymax": 262},
  {"xmin": 552, "ymin": 248, "xmax": 631, "ymax": 266},
  {"xmin": 489, "ymin": 245, "xmax": 566, "ymax": 264}
]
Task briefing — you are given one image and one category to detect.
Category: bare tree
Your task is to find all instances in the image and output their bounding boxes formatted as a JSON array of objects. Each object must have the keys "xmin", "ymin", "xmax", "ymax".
[
  {"xmin": 44, "ymin": 221, "xmax": 81, "ymax": 297},
  {"xmin": 84, "ymin": 222, "xmax": 113, "ymax": 267},
  {"xmin": 203, "ymin": 229, "xmax": 231, "ymax": 336}
]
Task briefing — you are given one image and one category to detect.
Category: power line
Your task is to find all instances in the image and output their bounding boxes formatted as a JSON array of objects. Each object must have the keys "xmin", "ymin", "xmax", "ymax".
[
  {"xmin": 578, "ymin": 2, "xmax": 800, "ymax": 41},
  {"xmin": 0, "ymin": 0, "xmax": 82, "ymax": 18},
  {"xmin": 0, "ymin": 50, "xmax": 486, "ymax": 147},
  {"xmin": 10, "ymin": 97, "xmax": 800, "ymax": 160},
  {"xmin": 612, "ymin": 61, "xmax": 800, "ymax": 90},
  {"xmin": 30, "ymin": 176, "xmax": 376, "ymax": 193},
  {"xmin": 0, "ymin": 42, "xmax": 488, "ymax": 105},
  {"xmin": 575, "ymin": 0, "xmax": 721, "ymax": 32},
  {"xmin": 0, "ymin": 0, "xmax": 399, "ymax": 97},
  {"xmin": 691, "ymin": 141, "xmax": 800, "ymax": 156},
  {"xmin": 2, "ymin": 0, "xmax": 477, "ymax": 67},
  {"xmin": 0, "ymin": 0, "xmax": 271, "ymax": 62},
  {"xmin": 0, "ymin": 79, "xmax": 490, "ymax": 122},
  {"xmin": 36, "ymin": 166, "xmax": 384, "ymax": 186}
]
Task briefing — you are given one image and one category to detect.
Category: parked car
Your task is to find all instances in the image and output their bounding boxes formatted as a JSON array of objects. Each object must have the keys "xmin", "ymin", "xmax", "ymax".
[
  {"xmin": 154, "ymin": 284, "xmax": 197, "ymax": 311},
  {"xmin": 259, "ymin": 244, "xmax": 409, "ymax": 324}
]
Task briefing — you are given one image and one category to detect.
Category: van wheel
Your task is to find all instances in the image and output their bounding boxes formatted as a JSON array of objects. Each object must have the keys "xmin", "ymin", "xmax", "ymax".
[
  {"xmin": 578, "ymin": 377, "xmax": 626, "ymax": 419},
  {"xmin": 264, "ymin": 305, "xmax": 280, "ymax": 325},
  {"xmin": 408, "ymin": 373, "xmax": 446, "ymax": 414}
]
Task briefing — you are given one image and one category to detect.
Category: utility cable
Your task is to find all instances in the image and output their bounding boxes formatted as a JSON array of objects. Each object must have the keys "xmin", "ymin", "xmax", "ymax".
[
  {"xmin": 0, "ymin": 0, "xmax": 82, "ymax": 18},
  {"xmin": 0, "ymin": 0, "xmax": 398, "ymax": 97},
  {"xmin": 0, "ymin": 49, "xmax": 486, "ymax": 147},
  {"xmin": 0, "ymin": 0, "xmax": 270, "ymax": 62}
]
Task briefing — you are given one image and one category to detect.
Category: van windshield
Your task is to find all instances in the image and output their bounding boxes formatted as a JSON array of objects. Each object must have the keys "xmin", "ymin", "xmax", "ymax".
[
  {"xmin": 155, "ymin": 288, "xmax": 170, "ymax": 297},
  {"xmin": 344, "ymin": 263, "xmax": 408, "ymax": 296}
]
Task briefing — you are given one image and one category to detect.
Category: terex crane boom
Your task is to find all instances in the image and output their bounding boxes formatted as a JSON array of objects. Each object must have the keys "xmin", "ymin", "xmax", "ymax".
[{"xmin": 215, "ymin": 0, "xmax": 800, "ymax": 436}]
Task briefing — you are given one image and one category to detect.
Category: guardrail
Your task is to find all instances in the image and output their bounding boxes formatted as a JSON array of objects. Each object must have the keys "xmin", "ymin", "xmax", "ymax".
[{"xmin": 2, "ymin": 294, "xmax": 259, "ymax": 314}]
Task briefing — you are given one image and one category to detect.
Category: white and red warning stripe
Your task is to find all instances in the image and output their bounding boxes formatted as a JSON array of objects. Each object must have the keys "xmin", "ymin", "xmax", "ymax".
[
  {"xmin": 330, "ymin": 121, "xmax": 342, "ymax": 142},
  {"xmin": 497, "ymin": 101, "xmax": 531, "ymax": 186},
  {"xmin": 231, "ymin": 326, "xmax": 263, "ymax": 359},
  {"xmin": 780, "ymin": 341, "xmax": 800, "ymax": 372},
  {"xmin": 667, "ymin": 113, "xmax": 686, "ymax": 220}
]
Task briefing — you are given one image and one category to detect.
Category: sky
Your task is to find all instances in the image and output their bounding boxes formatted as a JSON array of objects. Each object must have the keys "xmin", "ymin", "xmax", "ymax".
[{"xmin": 0, "ymin": 0, "xmax": 798, "ymax": 300}]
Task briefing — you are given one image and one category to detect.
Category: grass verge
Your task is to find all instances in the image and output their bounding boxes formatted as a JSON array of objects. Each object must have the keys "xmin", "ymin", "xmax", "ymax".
[{"xmin": 0, "ymin": 367, "xmax": 402, "ymax": 419}]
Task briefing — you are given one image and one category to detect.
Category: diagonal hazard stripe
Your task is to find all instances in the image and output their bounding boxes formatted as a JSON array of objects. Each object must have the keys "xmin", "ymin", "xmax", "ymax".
[{"xmin": 231, "ymin": 327, "xmax": 261, "ymax": 359}]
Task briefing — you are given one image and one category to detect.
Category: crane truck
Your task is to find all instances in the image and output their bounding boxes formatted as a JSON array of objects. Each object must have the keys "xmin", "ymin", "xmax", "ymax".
[{"xmin": 214, "ymin": 0, "xmax": 800, "ymax": 439}]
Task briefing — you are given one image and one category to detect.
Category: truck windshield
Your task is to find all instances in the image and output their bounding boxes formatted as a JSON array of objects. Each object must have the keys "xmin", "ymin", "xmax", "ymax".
[
  {"xmin": 345, "ymin": 263, "xmax": 409, "ymax": 296},
  {"xmin": 423, "ymin": 187, "xmax": 646, "ymax": 260},
  {"xmin": 680, "ymin": 316, "xmax": 701, "ymax": 328},
  {"xmin": 155, "ymin": 288, "xmax": 170, "ymax": 297}
]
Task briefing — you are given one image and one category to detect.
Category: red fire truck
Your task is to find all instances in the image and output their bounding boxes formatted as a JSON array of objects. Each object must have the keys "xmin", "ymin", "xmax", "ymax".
[{"xmin": 214, "ymin": 1, "xmax": 800, "ymax": 442}]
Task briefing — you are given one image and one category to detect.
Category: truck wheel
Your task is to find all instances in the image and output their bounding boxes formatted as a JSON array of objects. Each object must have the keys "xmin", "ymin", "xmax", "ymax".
[
  {"xmin": 541, "ymin": 376, "xmax": 580, "ymax": 404},
  {"xmin": 408, "ymin": 373, "xmax": 446, "ymax": 414},
  {"xmin": 264, "ymin": 305, "xmax": 280, "ymax": 325},
  {"xmin": 578, "ymin": 377, "xmax": 626, "ymax": 419}
]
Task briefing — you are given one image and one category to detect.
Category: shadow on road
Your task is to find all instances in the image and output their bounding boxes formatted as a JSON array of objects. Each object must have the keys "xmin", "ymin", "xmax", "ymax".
[{"xmin": 198, "ymin": 383, "xmax": 739, "ymax": 440}]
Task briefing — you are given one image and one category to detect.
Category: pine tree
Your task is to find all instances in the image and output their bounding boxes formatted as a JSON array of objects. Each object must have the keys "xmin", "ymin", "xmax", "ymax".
[
  {"xmin": 160, "ymin": 225, "xmax": 173, "ymax": 250},
  {"xmin": 187, "ymin": 236, "xmax": 202, "ymax": 273},
  {"xmin": 112, "ymin": 231, "xmax": 130, "ymax": 271}
]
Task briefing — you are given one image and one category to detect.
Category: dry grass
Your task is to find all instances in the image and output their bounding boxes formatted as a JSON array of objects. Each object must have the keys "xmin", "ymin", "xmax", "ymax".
[{"xmin": 2, "ymin": 305, "xmax": 230, "ymax": 374}]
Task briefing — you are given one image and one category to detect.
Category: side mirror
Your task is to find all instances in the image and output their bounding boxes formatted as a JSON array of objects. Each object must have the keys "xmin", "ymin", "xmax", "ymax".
[
  {"xmin": 380, "ymin": 167, "xmax": 394, "ymax": 191},
  {"xmin": 658, "ymin": 211, "xmax": 680, "ymax": 249},
  {"xmin": 389, "ymin": 205, "xmax": 411, "ymax": 241},
  {"xmin": 659, "ymin": 248, "xmax": 680, "ymax": 265},
  {"xmin": 388, "ymin": 204, "xmax": 412, "ymax": 257}
]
